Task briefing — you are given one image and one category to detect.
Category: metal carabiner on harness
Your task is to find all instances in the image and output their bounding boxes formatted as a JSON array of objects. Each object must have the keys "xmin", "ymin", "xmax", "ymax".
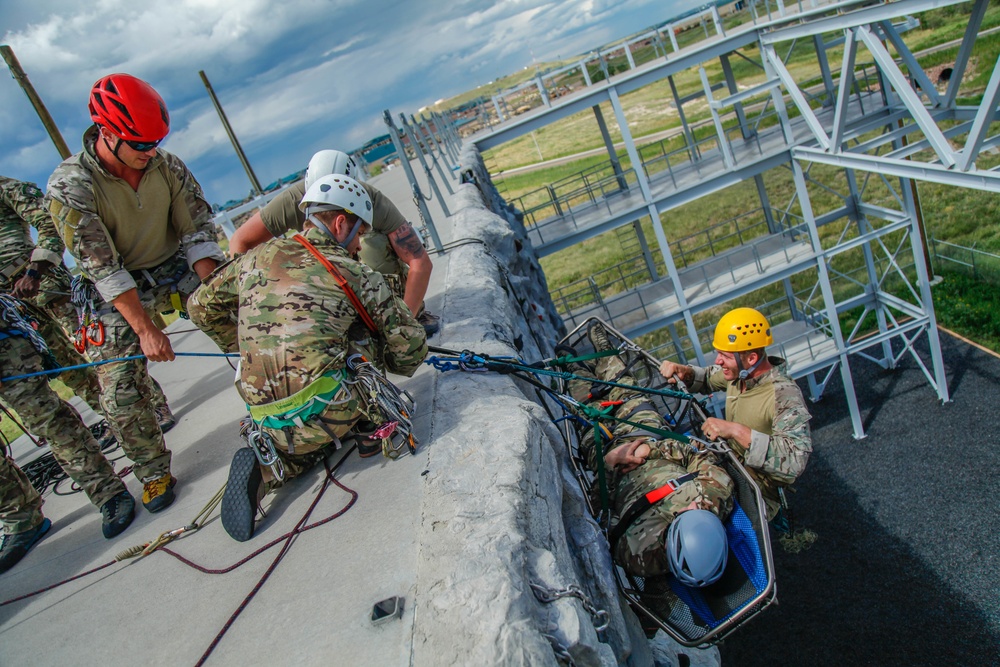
[{"xmin": 244, "ymin": 423, "xmax": 286, "ymax": 482}]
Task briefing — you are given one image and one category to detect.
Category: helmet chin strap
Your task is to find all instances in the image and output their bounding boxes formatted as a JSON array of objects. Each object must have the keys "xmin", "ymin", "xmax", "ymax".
[
  {"xmin": 308, "ymin": 214, "xmax": 363, "ymax": 250},
  {"xmin": 735, "ymin": 351, "xmax": 765, "ymax": 381},
  {"xmin": 102, "ymin": 135, "xmax": 131, "ymax": 167}
]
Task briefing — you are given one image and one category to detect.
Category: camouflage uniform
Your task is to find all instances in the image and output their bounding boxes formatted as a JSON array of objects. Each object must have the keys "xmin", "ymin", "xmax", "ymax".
[
  {"xmin": 46, "ymin": 127, "xmax": 226, "ymax": 482},
  {"xmin": 0, "ymin": 453, "xmax": 44, "ymax": 536},
  {"xmin": 0, "ymin": 175, "xmax": 109, "ymax": 413},
  {"xmin": 686, "ymin": 357, "xmax": 812, "ymax": 519},
  {"xmin": 570, "ymin": 349, "xmax": 733, "ymax": 579},
  {"xmin": 188, "ymin": 226, "xmax": 426, "ymax": 478},
  {"xmin": 0, "ymin": 318, "xmax": 126, "ymax": 515}
]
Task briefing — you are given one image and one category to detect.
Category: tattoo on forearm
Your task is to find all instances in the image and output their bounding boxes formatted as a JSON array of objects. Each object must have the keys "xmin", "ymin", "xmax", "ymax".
[{"xmin": 390, "ymin": 223, "xmax": 427, "ymax": 258}]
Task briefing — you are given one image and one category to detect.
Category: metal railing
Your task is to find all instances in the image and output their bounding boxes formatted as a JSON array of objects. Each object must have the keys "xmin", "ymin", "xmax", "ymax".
[{"xmin": 930, "ymin": 237, "xmax": 1000, "ymax": 283}]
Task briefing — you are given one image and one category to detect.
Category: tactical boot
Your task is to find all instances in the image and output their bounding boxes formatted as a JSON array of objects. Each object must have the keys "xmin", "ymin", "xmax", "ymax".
[
  {"xmin": 142, "ymin": 474, "xmax": 177, "ymax": 513},
  {"xmin": 155, "ymin": 405, "xmax": 177, "ymax": 433},
  {"xmin": 221, "ymin": 448, "xmax": 264, "ymax": 542},
  {"xmin": 101, "ymin": 490, "xmax": 136, "ymax": 539},
  {"xmin": 0, "ymin": 518, "xmax": 51, "ymax": 575},
  {"xmin": 588, "ymin": 321, "xmax": 613, "ymax": 353},
  {"xmin": 352, "ymin": 420, "xmax": 383, "ymax": 458},
  {"xmin": 417, "ymin": 311, "xmax": 440, "ymax": 337}
]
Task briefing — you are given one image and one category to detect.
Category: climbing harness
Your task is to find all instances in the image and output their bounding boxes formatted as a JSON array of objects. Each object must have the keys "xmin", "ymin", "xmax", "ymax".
[{"xmin": 607, "ymin": 472, "xmax": 698, "ymax": 550}]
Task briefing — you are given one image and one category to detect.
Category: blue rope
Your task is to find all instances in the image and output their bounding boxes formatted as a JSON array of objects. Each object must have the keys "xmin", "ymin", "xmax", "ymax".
[{"xmin": 1, "ymin": 351, "xmax": 240, "ymax": 383}]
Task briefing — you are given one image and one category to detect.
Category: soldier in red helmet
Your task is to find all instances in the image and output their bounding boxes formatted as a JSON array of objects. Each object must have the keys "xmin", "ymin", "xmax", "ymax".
[{"xmin": 46, "ymin": 73, "xmax": 226, "ymax": 514}]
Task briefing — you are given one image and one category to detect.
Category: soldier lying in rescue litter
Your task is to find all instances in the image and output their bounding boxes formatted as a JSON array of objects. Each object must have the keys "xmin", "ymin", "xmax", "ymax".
[
  {"xmin": 566, "ymin": 321, "xmax": 735, "ymax": 592},
  {"xmin": 188, "ymin": 174, "xmax": 427, "ymax": 542}
]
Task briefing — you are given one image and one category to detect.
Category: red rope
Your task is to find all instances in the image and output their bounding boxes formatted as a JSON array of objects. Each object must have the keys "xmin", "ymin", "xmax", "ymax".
[
  {"xmin": 0, "ymin": 559, "xmax": 117, "ymax": 606},
  {"xmin": 0, "ymin": 450, "xmax": 359, "ymax": 667},
  {"xmin": 193, "ymin": 459, "xmax": 357, "ymax": 666}
]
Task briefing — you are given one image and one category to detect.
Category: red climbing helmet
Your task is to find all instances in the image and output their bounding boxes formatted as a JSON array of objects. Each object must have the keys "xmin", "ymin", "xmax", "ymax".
[{"xmin": 88, "ymin": 73, "xmax": 170, "ymax": 143}]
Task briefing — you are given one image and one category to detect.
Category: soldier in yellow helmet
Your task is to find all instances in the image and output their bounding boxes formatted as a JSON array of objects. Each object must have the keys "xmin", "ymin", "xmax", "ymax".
[{"xmin": 659, "ymin": 307, "xmax": 812, "ymax": 521}]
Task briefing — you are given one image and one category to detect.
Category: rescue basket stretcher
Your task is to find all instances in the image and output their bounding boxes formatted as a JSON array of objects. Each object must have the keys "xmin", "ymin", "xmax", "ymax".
[{"xmin": 555, "ymin": 318, "xmax": 777, "ymax": 647}]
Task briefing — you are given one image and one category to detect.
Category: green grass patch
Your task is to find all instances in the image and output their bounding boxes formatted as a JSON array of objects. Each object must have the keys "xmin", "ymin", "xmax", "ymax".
[{"xmin": 932, "ymin": 272, "xmax": 1000, "ymax": 351}]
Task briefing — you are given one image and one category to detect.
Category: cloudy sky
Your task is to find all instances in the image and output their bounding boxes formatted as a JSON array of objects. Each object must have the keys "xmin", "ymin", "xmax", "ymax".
[{"xmin": 1, "ymin": 0, "xmax": 690, "ymax": 207}]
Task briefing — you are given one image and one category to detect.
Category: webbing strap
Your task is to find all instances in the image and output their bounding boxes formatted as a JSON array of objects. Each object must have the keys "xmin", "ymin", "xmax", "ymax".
[
  {"xmin": 608, "ymin": 472, "xmax": 697, "ymax": 549},
  {"xmin": 293, "ymin": 233, "xmax": 377, "ymax": 333},
  {"xmin": 248, "ymin": 372, "xmax": 344, "ymax": 421}
]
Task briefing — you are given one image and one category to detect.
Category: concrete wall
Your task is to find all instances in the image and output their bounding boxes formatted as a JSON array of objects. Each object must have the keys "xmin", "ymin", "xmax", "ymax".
[{"xmin": 411, "ymin": 146, "xmax": 718, "ymax": 666}]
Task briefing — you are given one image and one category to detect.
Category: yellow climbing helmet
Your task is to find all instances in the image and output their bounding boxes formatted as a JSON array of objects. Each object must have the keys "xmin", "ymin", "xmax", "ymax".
[{"xmin": 713, "ymin": 307, "xmax": 773, "ymax": 352}]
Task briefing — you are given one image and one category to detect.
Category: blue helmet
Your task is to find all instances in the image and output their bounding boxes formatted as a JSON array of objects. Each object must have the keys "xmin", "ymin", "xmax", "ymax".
[{"xmin": 666, "ymin": 509, "xmax": 728, "ymax": 587}]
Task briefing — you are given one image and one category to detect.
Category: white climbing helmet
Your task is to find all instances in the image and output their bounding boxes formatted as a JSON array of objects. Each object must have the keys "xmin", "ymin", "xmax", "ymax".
[
  {"xmin": 299, "ymin": 174, "xmax": 373, "ymax": 226},
  {"xmin": 304, "ymin": 149, "xmax": 359, "ymax": 191}
]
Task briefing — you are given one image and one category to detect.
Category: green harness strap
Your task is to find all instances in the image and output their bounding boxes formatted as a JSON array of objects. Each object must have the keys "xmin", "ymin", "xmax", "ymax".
[{"xmin": 248, "ymin": 372, "xmax": 347, "ymax": 431}]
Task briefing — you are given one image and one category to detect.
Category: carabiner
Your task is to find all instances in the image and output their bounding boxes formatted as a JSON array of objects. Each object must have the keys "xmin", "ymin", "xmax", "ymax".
[
  {"xmin": 73, "ymin": 328, "xmax": 88, "ymax": 353},
  {"xmin": 86, "ymin": 321, "xmax": 105, "ymax": 346}
]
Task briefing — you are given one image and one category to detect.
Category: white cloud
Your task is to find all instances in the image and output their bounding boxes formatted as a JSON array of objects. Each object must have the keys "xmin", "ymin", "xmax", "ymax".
[{"xmin": 1, "ymin": 0, "xmax": 686, "ymax": 203}]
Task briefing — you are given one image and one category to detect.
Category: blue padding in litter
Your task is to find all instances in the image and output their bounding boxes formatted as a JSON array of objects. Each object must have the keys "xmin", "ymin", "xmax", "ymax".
[
  {"xmin": 667, "ymin": 501, "xmax": 768, "ymax": 628},
  {"xmin": 726, "ymin": 501, "xmax": 767, "ymax": 593}
]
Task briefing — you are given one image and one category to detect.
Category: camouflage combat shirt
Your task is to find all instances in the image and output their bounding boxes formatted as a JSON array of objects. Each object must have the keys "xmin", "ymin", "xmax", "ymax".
[
  {"xmin": 46, "ymin": 126, "xmax": 225, "ymax": 303},
  {"xmin": 0, "ymin": 176, "xmax": 65, "ymax": 271},
  {"xmin": 691, "ymin": 357, "xmax": 812, "ymax": 517},
  {"xmin": 259, "ymin": 180, "xmax": 408, "ymax": 277},
  {"xmin": 187, "ymin": 226, "xmax": 427, "ymax": 409}
]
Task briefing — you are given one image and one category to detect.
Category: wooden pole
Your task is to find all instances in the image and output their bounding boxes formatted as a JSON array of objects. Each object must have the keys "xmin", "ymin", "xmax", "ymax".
[
  {"xmin": 1, "ymin": 45, "xmax": 71, "ymax": 159},
  {"xmin": 199, "ymin": 70, "xmax": 263, "ymax": 196}
]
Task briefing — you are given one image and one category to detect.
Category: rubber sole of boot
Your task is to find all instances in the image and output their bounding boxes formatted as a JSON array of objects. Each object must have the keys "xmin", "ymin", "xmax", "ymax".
[{"xmin": 221, "ymin": 448, "xmax": 262, "ymax": 542}]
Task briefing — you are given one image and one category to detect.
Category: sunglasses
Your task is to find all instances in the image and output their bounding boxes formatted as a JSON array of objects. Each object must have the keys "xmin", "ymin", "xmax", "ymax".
[{"xmin": 123, "ymin": 138, "xmax": 162, "ymax": 152}]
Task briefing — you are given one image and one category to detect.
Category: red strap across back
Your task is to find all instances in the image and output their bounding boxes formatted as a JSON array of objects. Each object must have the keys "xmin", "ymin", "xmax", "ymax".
[{"xmin": 292, "ymin": 234, "xmax": 378, "ymax": 333}]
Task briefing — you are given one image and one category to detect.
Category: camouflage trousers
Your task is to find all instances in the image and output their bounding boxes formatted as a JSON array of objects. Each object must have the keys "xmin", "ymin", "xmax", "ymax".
[
  {"xmin": 86, "ymin": 275, "xmax": 193, "ymax": 483},
  {"xmin": 0, "ymin": 335, "xmax": 125, "ymax": 518},
  {"xmin": 258, "ymin": 384, "xmax": 365, "ymax": 484},
  {"xmin": 569, "ymin": 345, "xmax": 734, "ymax": 578},
  {"xmin": 0, "ymin": 454, "xmax": 44, "ymax": 535}
]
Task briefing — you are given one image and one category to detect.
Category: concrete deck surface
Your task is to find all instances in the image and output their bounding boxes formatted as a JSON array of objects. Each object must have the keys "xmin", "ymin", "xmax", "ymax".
[{"xmin": 0, "ymin": 163, "xmax": 456, "ymax": 666}]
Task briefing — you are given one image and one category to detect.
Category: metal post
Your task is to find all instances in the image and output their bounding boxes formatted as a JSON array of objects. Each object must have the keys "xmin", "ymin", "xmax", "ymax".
[
  {"xmin": 399, "ymin": 113, "xmax": 450, "ymax": 217},
  {"xmin": 535, "ymin": 73, "xmax": 551, "ymax": 108},
  {"xmin": 624, "ymin": 42, "xmax": 636, "ymax": 70},
  {"xmin": 199, "ymin": 70, "xmax": 263, "ymax": 196},
  {"xmin": 592, "ymin": 105, "xmax": 627, "ymax": 190},
  {"xmin": 434, "ymin": 111, "xmax": 461, "ymax": 165},
  {"xmin": 412, "ymin": 114, "xmax": 455, "ymax": 189},
  {"xmin": 1, "ymin": 45, "xmax": 71, "ymax": 159},
  {"xmin": 608, "ymin": 86, "xmax": 706, "ymax": 367},
  {"xmin": 710, "ymin": 5, "xmax": 726, "ymax": 38},
  {"xmin": 812, "ymin": 34, "xmax": 835, "ymax": 107},
  {"xmin": 845, "ymin": 169, "xmax": 894, "ymax": 368},
  {"xmin": 669, "ymin": 76, "xmax": 699, "ymax": 161},
  {"xmin": 791, "ymin": 158, "xmax": 865, "ymax": 438},
  {"xmin": 383, "ymin": 110, "xmax": 444, "ymax": 252},
  {"xmin": 721, "ymin": 54, "xmax": 752, "ymax": 140}
]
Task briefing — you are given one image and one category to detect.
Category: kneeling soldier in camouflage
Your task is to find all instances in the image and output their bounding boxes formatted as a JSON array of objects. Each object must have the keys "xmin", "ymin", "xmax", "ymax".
[{"xmin": 189, "ymin": 175, "xmax": 427, "ymax": 542}]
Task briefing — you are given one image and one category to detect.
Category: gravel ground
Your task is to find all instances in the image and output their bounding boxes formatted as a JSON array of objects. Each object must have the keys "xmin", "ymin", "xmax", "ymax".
[{"xmin": 719, "ymin": 331, "xmax": 1000, "ymax": 667}]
